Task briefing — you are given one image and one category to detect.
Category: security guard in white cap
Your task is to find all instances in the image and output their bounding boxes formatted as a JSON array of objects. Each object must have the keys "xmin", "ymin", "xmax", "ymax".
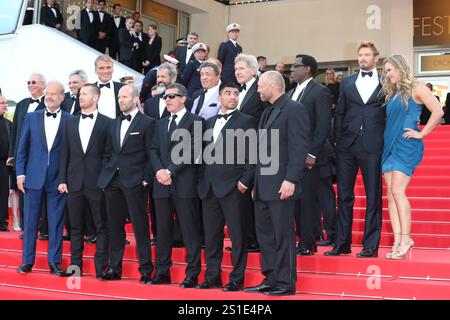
[
  {"xmin": 218, "ymin": 23, "xmax": 242, "ymax": 84},
  {"xmin": 182, "ymin": 43, "xmax": 209, "ymax": 98}
]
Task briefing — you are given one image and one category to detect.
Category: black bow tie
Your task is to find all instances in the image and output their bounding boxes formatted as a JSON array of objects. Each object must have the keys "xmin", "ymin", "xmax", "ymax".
[
  {"xmin": 114, "ymin": 15, "xmax": 120, "ymax": 19},
  {"xmin": 362, "ymin": 71, "xmax": 373, "ymax": 78},
  {"xmin": 71, "ymin": 95, "xmax": 76, "ymax": 101},
  {"xmin": 120, "ymin": 114, "xmax": 132, "ymax": 122},
  {"xmin": 217, "ymin": 111, "xmax": 236, "ymax": 120},
  {"xmin": 46, "ymin": 111, "xmax": 58, "ymax": 118},
  {"xmin": 99, "ymin": 10, "xmax": 104, "ymax": 13},
  {"xmin": 239, "ymin": 84, "xmax": 247, "ymax": 92},
  {"xmin": 99, "ymin": 83, "xmax": 110, "ymax": 89},
  {"xmin": 81, "ymin": 113, "xmax": 94, "ymax": 119},
  {"xmin": 30, "ymin": 99, "xmax": 40, "ymax": 104}
]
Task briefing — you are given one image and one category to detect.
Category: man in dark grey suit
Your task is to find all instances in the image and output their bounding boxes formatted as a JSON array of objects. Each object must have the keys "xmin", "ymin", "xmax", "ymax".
[
  {"xmin": 288, "ymin": 54, "xmax": 332, "ymax": 255},
  {"xmin": 244, "ymin": 71, "xmax": 310, "ymax": 296}
]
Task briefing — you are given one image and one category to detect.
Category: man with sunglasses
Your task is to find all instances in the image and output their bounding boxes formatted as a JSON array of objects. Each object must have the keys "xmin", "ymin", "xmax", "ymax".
[
  {"xmin": 7, "ymin": 74, "xmax": 47, "ymax": 236},
  {"xmin": 150, "ymin": 83, "xmax": 204, "ymax": 288}
]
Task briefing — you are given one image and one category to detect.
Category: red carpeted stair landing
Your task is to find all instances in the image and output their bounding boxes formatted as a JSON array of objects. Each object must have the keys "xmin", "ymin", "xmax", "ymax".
[{"xmin": 1, "ymin": 126, "xmax": 450, "ymax": 300}]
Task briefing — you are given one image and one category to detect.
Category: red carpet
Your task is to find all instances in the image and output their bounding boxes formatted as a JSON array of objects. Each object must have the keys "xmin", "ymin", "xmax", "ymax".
[{"xmin": 1, "ymin": 126, "xmax": 450, "ymax": 300}]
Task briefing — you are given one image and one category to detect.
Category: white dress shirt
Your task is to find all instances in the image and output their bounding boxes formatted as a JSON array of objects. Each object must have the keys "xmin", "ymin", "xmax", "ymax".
[
  {"xmin": 49, "ymin": 5, "xmax": 57, "ymax": 18},
  {"xmin": 167, "ymin": 107, "xmax": 187, "ymax": 131},
  {"xmin": 158, "ymin": 97, "xmax": 167, "ymax": 118},
  {"xmin": 97, "ymin": 81, "xmax": 117, "ymax": 119},
  {"xmin": 291, "ymin": 77, "xmax": 313, "ymax": 102},
  {"xmin": 204, "ymin": 82, "xmax": 221, "ymax": 104},
  {"xmin": 87, "ymin": 9, "xmax": 94, "ymax": 23},
  {"xmin": 186, "ymin": 47, "xmax": 193, "ymax": 64},
  {"xmin": 98, "ymin": 10, "xmax": 104, "ymax": 23},
  {"xmin": 120, "ymin": 108, "xmax": 139, "ymax": 147},
  {"xmin": 44, "ymin": 108, "xmax": 61, "ymax": 152},
  {"xmin": 355, "ymin": 68, "xmax": 379, "ymax": 104},
  {"xmin": 79, "ymin": 110, "xmax": 98, "ymax": 153},
  {"xmin": 230, "ymin": 39, "xmax": 238, "ymax": 47},
  {"xmin": 237, "ymin": 77, "xmax": 256, "ymax": 110},
  {"xmin": 114, "ymin": 16, "xmax": 121, "ymax": 28},
  {"xmin": 213, "ymin": 109, "xmax": 235, "ymax": 143},
  {"xmin": 27, "ymin": 95, "xmax": 44, "ymax": 113}
]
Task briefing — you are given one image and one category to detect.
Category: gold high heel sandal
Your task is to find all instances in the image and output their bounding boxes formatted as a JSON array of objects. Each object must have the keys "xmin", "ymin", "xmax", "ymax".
[
  {"xmin": 385, "ymin": 233, "xmax": 401, "ymax": 259},
  {"xmin": 391, "ymin": 233, "xmax": 414, "ymax": 260}
]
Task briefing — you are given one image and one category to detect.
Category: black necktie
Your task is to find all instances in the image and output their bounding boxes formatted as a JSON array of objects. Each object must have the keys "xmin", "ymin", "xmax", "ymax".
[
  {"xmin": 81, "ymin": 113, "xmax": 94, "ymax": 119},
  {"xmin": 194, "ymin": 90, "xmax": 207, "ymax": 115},
  {"xmin": 362, "ymin": 71, "xmax": 373, "ymax": 78},
  {"xmin": 217, "ymin": 111, "xmax": 236, "ymax": 120},
  {"xmin": 30, "ymin": 99, "xmax": 40, "ymax": 104},
  {"xmin": 120, "ymin": 114, "xmax": 131, "ymax": 122},
  {"xmin": 262, "ymin": 106, "xmax": 274, "ymax": 127},
  {"xmin": 168, "ymin": 114, "xmax": 178, "ymax": 141},
  {"xmin": 99, "ymin": 83, "xmax": 110, "ymax": 89},
  {"xmin": 239, "ymin": 84, "xmax": 246, "ymax": 92},
  {"xmin": 46, "ymin": 111, "xmax": 57, "ymax": 118}
]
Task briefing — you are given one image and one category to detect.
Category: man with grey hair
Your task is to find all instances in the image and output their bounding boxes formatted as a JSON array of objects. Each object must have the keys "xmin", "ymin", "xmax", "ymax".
[
  {"xmin": 16, "ymin": 81, "xmax": 71, "ymax": 276},
  {"xmin": 191, "ymin": 62, "xmax": 221, "ymax": 120},
  {"xmin": 7, "ymin": 73, "xmax": 47, "ymax": 236},
  {"xmin": 176, "ymin": 31, "xmax": 200, "ymax": 73},
  {"xmin": 62, "ymin": 70, "xmax": 88, "ymax": 115},
  {"xmin": 244, "ymin": 71, "xmax": 310, "ymax": 296}
]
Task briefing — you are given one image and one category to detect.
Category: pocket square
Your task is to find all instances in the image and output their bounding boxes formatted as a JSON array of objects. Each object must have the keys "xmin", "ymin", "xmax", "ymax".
[{"xmin": 130, "ymin": 132, "xmax": 140, "ymax": 135}]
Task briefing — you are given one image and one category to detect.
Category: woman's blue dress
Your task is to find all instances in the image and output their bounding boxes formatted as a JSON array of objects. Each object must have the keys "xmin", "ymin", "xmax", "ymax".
[{"xmin": 381, "ymin": 95, "xmax": 424, "ymax": 176}]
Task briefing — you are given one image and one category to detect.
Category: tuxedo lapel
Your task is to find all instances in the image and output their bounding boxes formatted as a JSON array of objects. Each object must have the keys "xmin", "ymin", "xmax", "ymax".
[
  {"xmin": 37, "ymin": 111, "xmax": 48, "ymax": 151},
  {"xmin": 50, "ymin": 112, "xmax": 66, "ymax": 151},
  {"xmin": 121, "ymin": 112, "xmax": 141, "ymax": 149},
  {"xmin": 73, "ymin": 116, "xmax": 84, "ymax": 154},
  {"xmin": 115, "ymin": 118, "xmax": 121, "ymax": 151},
  {"xmin": 298, "ymin": 80, "xmax": 315, "ymax": 103},
  {"xmin": 240, "ymin": 81, "xmax": 257, "ymax": 112},
  {"xmin": 215, "ymin": 111, "xmax": 239, "ymax": 146},
  {"xmin": 85, "ymin": 116, "xmax": 102, "ymax": 154}
]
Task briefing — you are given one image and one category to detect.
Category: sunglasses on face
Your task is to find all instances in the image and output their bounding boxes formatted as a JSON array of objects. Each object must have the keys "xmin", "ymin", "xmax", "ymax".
[
  {"xmin": 27, "ymin": 80, "xmax": 38, "ymax": 85},
  {"xmin": 162, "ymin": 93, "xmax": 183, "ymax": 100},
  {"xmin": 292, "ymin": 63, "xmax": 305, "ymax": 69}
]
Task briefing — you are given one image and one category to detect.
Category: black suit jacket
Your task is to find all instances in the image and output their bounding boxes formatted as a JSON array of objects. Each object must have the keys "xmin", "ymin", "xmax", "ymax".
[
  {"xmin": 119, "ymin": 28, "xmax": 138, "ymax": 62},
  {"xmin": 175, "ymin": 46, "xmax": 195, "ymax": 73},
  {"xmin": 8, "ymin": 97, "xmax": 45, "ymax": 159},
  {"xmin": 239, "ymin": 79, "xmax": 266, "ymax": 123},
  {"xmin": 77, "ymin": 9, "xmax": 100, "ymax": 45},
  {"xmin": 94, "ymin": 81, "xmax": 123, "ymax": 118},
  {"xmin": 61, "ymin": 92, "xmax": 81, "ymax": 115},
  {"xmin": 144, "ymin": 94, "xmax": 193, "ymax": 120},
  {"xmin": 60, "ymin": 113, "xmax": 112, "ymax": 192},
  {"xmin": 98, "ymin": 111, "xmax": 155, "ymax": 189},
  {"xmin": 217, "ymin": 40, "xmax": 243, "ymax": 83},
  {"xmin": 40, "ymin": 5, "xmax": 63, "ymax": 28},
  {"xmin": 97, "ymin": 11, "xmax": 112, "ymax": 36},
  {"xmin": 334, "ymin": 73, "xmax": 385, "ymax": 154},
  {"xmin": 109, "ymin": 16, "xmax": 126, "ymax": 46},
  {"xmin": 287, "ymin": 79, "xmax": 332, "ymax": 165},
  {"xmin": 197, "ymin": 111, "xmax": 256, "ymax": 199},
  {"xmin": 254, "ymin": 94, "xmax": 310, "ymax": 201},
  {"xmin": 143, "ymin": 35, "xmax": 162, "ymax": 69},
  {"xmin": 182, "ymin": 59, "xmax": 203, "ymax": 98},
  {"xmin": 0, "ymin": 117, "xmax": 11, "ymax": 160},
  {"xmin": 150, "ymin": 111, "xmax": 204, "ymax": 199}
]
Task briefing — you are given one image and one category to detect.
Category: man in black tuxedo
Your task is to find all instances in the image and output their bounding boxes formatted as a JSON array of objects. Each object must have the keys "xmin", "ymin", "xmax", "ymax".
[
  {"xmin": 175, "ymin": 32, "xmax": 199, "ymax": 74},
  {"xmin": 197, "ymin": 82, "xmax": 256, "ymax": 291},
  {"xmin": 97, "ymin": 85, "xmax": 155, "ymax": 284},
  {"xmin": 325, "ymin": 42, "xmax": 385, "ymax": 258},
  {"xmin": 76, "ymin": 0, "xmax": 100, "ymax": 49},
  {"xmin": 244, "ymin": 71, "xmax": 309, "ymax": 296},
  {"xmin": 109, "ymin": 3, "xmax": 126, "ymax": 60},
  {"xmin": 94, "ymin": 0, "xmax": 113, "ymax": 54},
  {"xmin": 94, "ymin": 54, "xmax": 123, "ymax": 119},
  {"xmin": 119, "ymin": 18, "xmax": 140, "ymax": 70},
  {"xmin": 0, "ymin": 96, "xmax": 11, "ymax": 231},
  {"xmin": 287, "ymin": 54, "xmax": 332, "ymax": 255},
  {"xmin": 40, "ymin": 0, "xmax": 63, "ymax": 31},
  {"xmin": 131, "ymin": 20, "xmax": 147, "ymax": 73},
  {"xmin": 149, "ymin": 83, "xmax": 204, "ymax": 288},
  {"xmin": 59, "ymin": 84, "xmax": 111, "ymax": 277},
  {"xmin": 218, "ymin": 23, "xmax": 243, "ymax": 84},
  {"xmin": 7, "ymin": 74, "xmax": 47, "ymax": 234},
  {"xmin": 62, "ymin": 70, "xmax": 88, "ymax": 115}
]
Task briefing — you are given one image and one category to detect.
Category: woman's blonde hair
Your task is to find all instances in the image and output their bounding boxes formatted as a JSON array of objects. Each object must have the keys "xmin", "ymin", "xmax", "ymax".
[
  {"xmin": 324, "ymin": 68, "xmax": 336, "ymax": 85},
  {"xmin": 382, "ymin": 54, "xmax": 416, "ymax": 108}
]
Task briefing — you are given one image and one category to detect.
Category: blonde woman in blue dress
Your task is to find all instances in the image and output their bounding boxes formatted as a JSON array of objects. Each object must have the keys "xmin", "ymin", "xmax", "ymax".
[{"xmin": 382, "ymin": 55, "xmax": 444, "ymax": 260}]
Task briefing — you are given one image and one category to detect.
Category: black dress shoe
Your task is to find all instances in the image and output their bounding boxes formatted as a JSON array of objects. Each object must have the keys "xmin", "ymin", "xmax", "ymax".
[
  {"xmin": 38, "ymin": 233, "xmax": 49, "ymax": 241},
  {"xmin": 17, "ymin": 264, "xmax": 33, "ymax": 274},
  {"xmin": 316, "ymin": 239, "xmax": 335, "ymax": 247},
  {"xmin": 244, "ymin": 282, "xmax": 273, "ymax": 293},
  {"xmin": 63, "ymin": 234, "xmax": 71, "ymax": 241},
  {"xmin": 247, "ymin": 243, "xmax": 260, "ymax": 253},
  {"xmin": 196, "ymin": 278, "xmax": 222, "ymax": 289},
  {"xmin": 172, "ymin": 240, "xmax": 184, "ymax": 248},
  {"xmin": 140, "ymin": 273, "xmax": 152, "ymax": 284},
  {"xmin": 223, "ymin": 281, "xmax": 243, "ymax": 292},
  {"xmin": 49, "ymin": 263, "xmax": 71, "ymax": 277},
  {"xmin": 180, "ymin": 277, "xmax": 198, "ymax": 288},
  {"xmin": 324, "ymin": 246, "xmax": 351, "ymax": 256},
  {"xmin": 296, "ymin": 245, "xmax": 317, "ymax": 256},
  {"xmin": 356, "ymin": 248, "xmax": 378, "ymax": 258},
  {"xmin": 97, "ymin": 269, "xmax": 121, "ymax": 281},
  {"xmin": 85, "ymin": 235, "xmax": 96, "ymax": 244},
  {"xmin": 0, "ymin": 224, "xmax": 9, "ymax": 232},
  {"xmin": 151, "ymin": 238, "xmax": 157, "ymax": 246},
  {"xmin": 125, "ymin": 239, "xmax": 130, "ymax": 245},
  {"xmin": 224, "ymin": 246, "xmax": 232, "ymax": 252},
  {"xmin": 264, "ymin": 287, "xmax": 296, "ymax": 296},
  {"xmin": 19, "ymin": 234, "xmax": 23, "ymax": 240},
  {"xmin": 151, "ymin": 273, "xmax": 171, "ymax": 285}
]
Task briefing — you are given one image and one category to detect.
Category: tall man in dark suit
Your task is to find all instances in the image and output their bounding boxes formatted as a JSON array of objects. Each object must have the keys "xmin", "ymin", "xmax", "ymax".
[
  {"xmin": 59, "ymin": 84, "xmax": 112, "ymax": 277},
  {"xmin": 288, "ymin": 54, "xmax": 332, "ymax": 255},
  {"xmin": 218, "ymin": 23, "xmax": 243, "ymax": 84},
  {"xmin": 109, "ymin": 3, "xmax": 126, "ymax": 60},
  {"xmin": 0, "ymin": 96, "xmax": 11, "ymax": 232},
  {"xmin": 62, "ymin": 70, "xmax": 88, "ymax": 115},
  {"xmin": 75, "ymin": 0, "xmax": 100, "ymax": 49},
  {"xmin": 197, "ymin": 82, "xmax": 256, "ymax": 291},
  {"xmin": 325, "ymin": 42, "xmax": 385, "ymax": 258},
  {"xmin": 94, "ymin": 54, "xmax": 123, "ymax": 119},
  {"xmin": 16, "ymin": 81, "xmax": 70, "ymax": 276},
  {"xmin": 176, "ymin": 32, "xmax": 199, "ymax": 74},
  {"xmin": 40, "ymin": 0, "xmax": 63, "ymax": 31},
  {"xmin": 244, "ymin": 71, "xmax": 309, "ymax": 296},
  {"xmin": 119, "ymin": 18, "xmax": 140, "ymax": 70},
  {"xmin": 149, "ymin": 83, "xmax": 204, "ymax": 288},
  {"xmin": 94, "ymin": 0, "xmax": 113, "ymax": 54},
  {"xmin": 131, "ymin": 20, "xmax": 147, "ymax": 73},
  {"xmin": 7, "ymin": 73, "xmax": 47, "ymax": 234},
  {"xmin": 97, "ymin": 85, "xmax": 154, "ymax": 284}
]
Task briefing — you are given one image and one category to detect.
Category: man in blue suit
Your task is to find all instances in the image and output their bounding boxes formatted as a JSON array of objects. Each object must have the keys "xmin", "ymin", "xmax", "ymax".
[
  {"xmin": 218, "ymin": 23, "xmax": 243, "ymax": 84},
  {"xmin": 16, "ymin": 81, "xmax": 70, "ymax": 276}
]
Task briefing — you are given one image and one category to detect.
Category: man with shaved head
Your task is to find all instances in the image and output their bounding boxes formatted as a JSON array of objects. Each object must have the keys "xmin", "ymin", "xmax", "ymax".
[
  {"xmin": 244, "ymin": 71, "xmax": 310, "ymax": 296},
  {"xmin": 97, "ymin": 85, "xmax": 155, "ymax": 285},
  {"xmin": 16, "ymin": 81, "xmax": 71, "ymax": 276}
]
